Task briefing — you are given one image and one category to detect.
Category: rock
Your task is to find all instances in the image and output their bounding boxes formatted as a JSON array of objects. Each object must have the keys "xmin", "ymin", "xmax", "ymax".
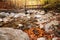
[
  {"xmin": 3, "ymin": 18, "xmax": 8, "ymax": 23},
  {"xmin": 37, "ymin": 37, "xmax": 46, "ymax": 40},
  {"xmin": 52, "ymin": 37, "xmax": 58, "ymax": 40},
  {"xmin": 9, "ymin": 13, "xmax": 15, "ymax": 17},
  {"xmin": 0, "ymin": 28, "xmax": 29, "ymax": 40},
  {"xmin": 40, "ymin": 11, "xmax": 45, "ymax": 15},
  {"xmin": 0, "ymin": 18, "xmax": 3, "ymax": 22}
]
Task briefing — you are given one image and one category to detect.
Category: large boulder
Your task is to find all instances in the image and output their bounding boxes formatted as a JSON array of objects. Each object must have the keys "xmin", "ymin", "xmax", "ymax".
[{"xmin": 0, "ymin": 28, "xmax": 29, "ymax": 40}]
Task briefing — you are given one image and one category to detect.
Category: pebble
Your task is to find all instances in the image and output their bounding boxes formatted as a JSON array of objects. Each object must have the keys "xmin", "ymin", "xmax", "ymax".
[
  {"xmin": 3, "ymin": 18, "xmax": 8, "ymax": 23},
  {"xmin": 37, "ymin": 37, "xmax": 46, "ymax": 40},
  {"xmin": 18, "ymin": 24, "xmax": 23, "ymax": 26},
  {"xmin": 40, "ymin": 11, "xmax": 45, "ymax": 15},
  {"xmin": 0, "ymin": 18, "xmax": 3, "ymax": 22},
  {"xmin": 52, "ymin": 37, "xmax": 58, "ymax": 40}
]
